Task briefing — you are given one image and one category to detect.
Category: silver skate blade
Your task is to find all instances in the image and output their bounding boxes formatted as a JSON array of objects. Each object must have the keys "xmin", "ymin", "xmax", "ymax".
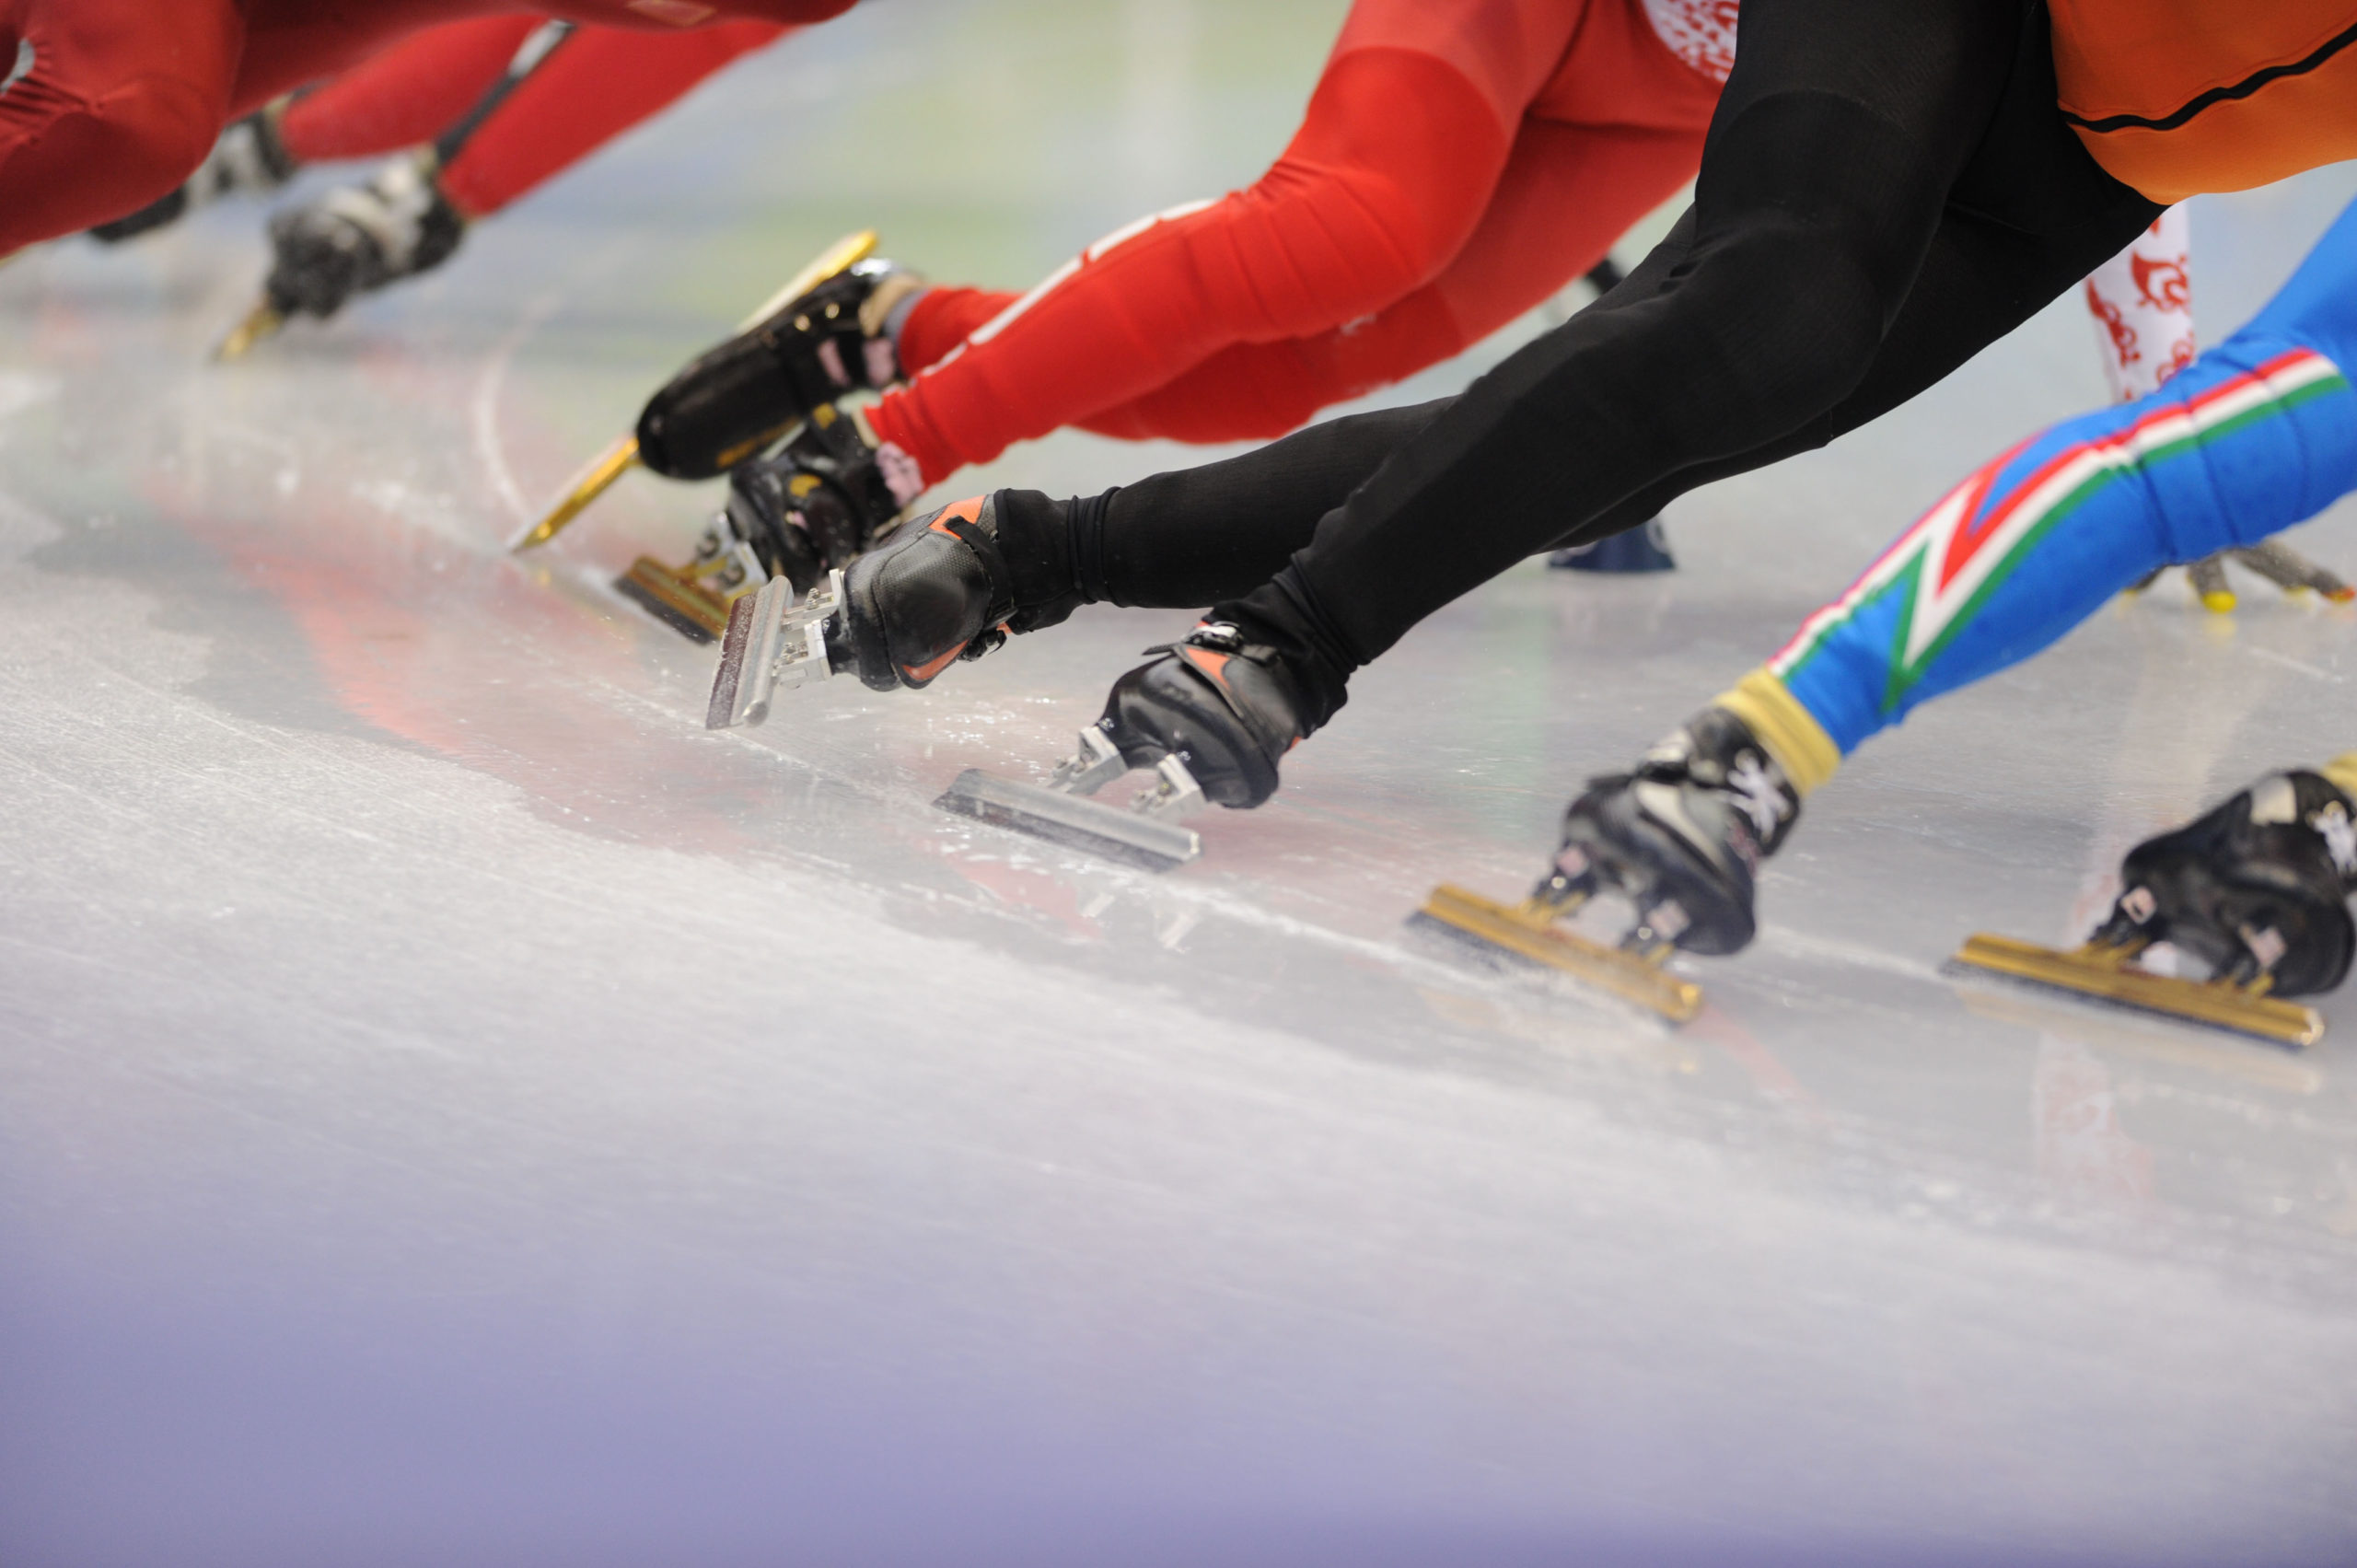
[
  {"xmin": 935, "ymin": 769, "xmax": 1202, "ymax": 872},
  {"xmin": 1947, "ymin": 933, "xmax": 2323, "ymax": 1049},
  {"xmin": 1408, "ymin": 884, "xmax": 1703, "ymax": 1024},
  {"xmin": 704, "ymin": 569, "xmax": 842, "ymax": 730}
]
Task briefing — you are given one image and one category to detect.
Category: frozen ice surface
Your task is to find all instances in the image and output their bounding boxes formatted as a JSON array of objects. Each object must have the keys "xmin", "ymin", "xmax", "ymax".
[{"xmin": 5, "ymin": 4, "xmax": 2357, "ymax": 1563}]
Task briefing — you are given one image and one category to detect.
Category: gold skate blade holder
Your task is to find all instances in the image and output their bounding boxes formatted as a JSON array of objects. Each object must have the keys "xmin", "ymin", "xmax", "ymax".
[
  {"xmin": 1948, "ymin": 933, "xmax": 2323, "ymax": 1049},
  {"xmin": 1411, "ymin": 884, "xmax": 1703, "ymax": 1024},
  {"xmin": 512, "ymin": 227, "xmax": 881, "ymax": 553},
  {"xmin": 213, "ymin": 299, "xmax": 285, "ymax": 363},
  {"xmin": 614, "ymin": 553, "xmax": 740, "ymax": 643},
  {"xmin": 935, "ymin": 727, "xmax": 1204, "ymax": 872}
]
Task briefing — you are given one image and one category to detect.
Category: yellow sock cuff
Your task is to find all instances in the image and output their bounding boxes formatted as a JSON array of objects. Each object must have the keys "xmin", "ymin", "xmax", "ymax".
[
  {"xmin": 1712, "ymin": 668, "xmax": 1841, "ymax": 798},
  {"xmin": 2323, "ymin": 753, "xmax": 2357, "ymax": 801}
]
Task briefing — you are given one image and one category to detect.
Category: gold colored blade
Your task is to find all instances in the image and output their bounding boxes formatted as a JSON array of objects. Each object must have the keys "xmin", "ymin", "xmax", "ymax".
[
  {"xmin": 732, "ymin": 228, "xmax": 878, "ymax": 332},
  {"xmin": 613, "ymin": 554, "xmax": 733, "ymax": 643},
  {"xmin": 514, "ymin": 228, "xmax": 878, "ymax": 552},
  {"xmin": 511, "ymin": 435, "xmax": 642, "ymax": 552},
  {"xmin": 1949, "ymin": 933, "xmax": 2323, "ymax": 1048},
  {"xmin": 213, "ymin": 300, "xmax": 284, "ymax": 362},
  {"xmin": 1411, "ymin": 883, "xmax": 1703, "ymax": 1024}
]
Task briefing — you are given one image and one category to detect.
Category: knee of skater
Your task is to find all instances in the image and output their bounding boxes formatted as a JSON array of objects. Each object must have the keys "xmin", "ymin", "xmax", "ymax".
[
  {"xmin": 1689, "ymin": 217, "xmax": 1888, "ymax": 409},
  {"xmin": 72, "ymin": 75, "xmax": 221, "ymax": 224}
]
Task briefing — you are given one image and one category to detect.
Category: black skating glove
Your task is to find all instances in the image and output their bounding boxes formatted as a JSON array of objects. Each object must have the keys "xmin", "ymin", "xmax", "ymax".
[
  {"xmin": 263, "ymin": 155, "xmax": 466, "ymax": 320},
  {"xmin": 2092, "ymin": 769, "xmax": 2357, "ymax": 997}
]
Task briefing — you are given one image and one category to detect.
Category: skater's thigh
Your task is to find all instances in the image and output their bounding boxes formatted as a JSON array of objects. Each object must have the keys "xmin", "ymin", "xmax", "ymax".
[
  {"xmin": 1327, "ymin": 0, "xmax": 1592, "ymax": 137},
  {"xmin": 0, "ymin": 0, "xmax": 243, "ymax": 245},
  {"xmin": 1550, "ymin": 191, "xmax": 2162, "ymax": 550},
  {"xmin": 1691, "ymin": 0, "xmax": 2028, "ymax": 289},
  {"xmin": 230, "ymin": 0, "xmax": 498, "ymax": 113},
  {"xmin": 1424, "ymin": 116, "xmax": 1705, "ymax": 343}
]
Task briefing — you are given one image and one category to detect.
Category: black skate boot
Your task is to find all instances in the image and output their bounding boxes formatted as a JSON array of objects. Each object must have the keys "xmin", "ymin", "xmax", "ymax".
[
  {"xmin": 1953, "ymin": 767, "xmax": 2354, "ymax": 1046},
  {"xmin": 1542, "ymin": 706, "xmax": 1803, "ymax": 958},
  {"xmin": 1084, "ymin": 620, "xmax": 1343, "ymax": 810},
  {"xmin": 213, "ymin": 153, "xmax": 467, "ymax": 359},
  {"xmin": 636, "ymin": 256, "xmax": 927, "ymax": 481},
  {"xmin": 2090, "ymin": 769, "xmax": 2356, "ymax": 998},
  {"xmin": 620, "ymin": 403, "xmax": 924, "ymax": 642}
]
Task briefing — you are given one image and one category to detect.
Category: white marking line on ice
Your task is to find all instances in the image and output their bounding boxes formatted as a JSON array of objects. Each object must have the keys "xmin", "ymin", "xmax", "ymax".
[
  {"xmin": 2247, "ymin": 645, "xmax": 2342, "ymax": 684},
  {"xmin": 471, "ymin": 296, "xmax": 562, "ymax": 531}
]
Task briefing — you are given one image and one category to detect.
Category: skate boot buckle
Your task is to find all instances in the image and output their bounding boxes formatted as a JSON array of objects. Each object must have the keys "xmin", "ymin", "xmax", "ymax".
[{"xmin": 705, "ymin": 568, "xmax": 845, "ymax": 730}]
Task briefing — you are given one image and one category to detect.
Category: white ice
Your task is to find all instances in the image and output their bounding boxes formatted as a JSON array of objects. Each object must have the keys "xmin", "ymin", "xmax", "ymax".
[{"xmin": 3, "ymin": 3, "xmax": 2356, "ymax": 1562}]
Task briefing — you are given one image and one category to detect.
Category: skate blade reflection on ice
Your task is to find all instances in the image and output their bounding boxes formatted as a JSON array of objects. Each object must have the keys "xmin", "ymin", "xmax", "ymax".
[
  {"xmin": 516, "ymin": 228, "xmax": 880, "ymax": 552},
  {"xmin": 935, "ymin": 727, "xmax": 1202, "ymax": 873},
  {"xmin": 1947, "ymin": 933, "xmax": 2324, "ymax": 1048},
  {"xmin": 1409, "ymin": 884, "xmax": 1703, "ymax": 1025}
]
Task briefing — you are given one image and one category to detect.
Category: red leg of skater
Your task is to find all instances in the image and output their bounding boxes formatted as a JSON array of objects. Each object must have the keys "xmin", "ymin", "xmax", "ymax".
[
  {"xmin": 276, "ymin": 15, "xmax": 542, "ymax": 166},
  {"xmin": 436, "ymin": 18, "xmax": 789, "ymax": 218},
  {"xmin": 0, "ymin": 0, "xmax": 245, "ymax": 251},
  {"xmin": 1081, "ymin": 115, "xmax": 1707, "ymax": 445},
  {"xmin": 859, "ymin": 0, "xmax": 1608, "ymax": 487}
]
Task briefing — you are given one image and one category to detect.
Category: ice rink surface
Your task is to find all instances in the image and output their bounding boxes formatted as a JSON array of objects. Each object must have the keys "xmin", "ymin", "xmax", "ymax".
[{"xmin": 5, "ymin": 4, "xmax": 2357, "ymax": 1563}]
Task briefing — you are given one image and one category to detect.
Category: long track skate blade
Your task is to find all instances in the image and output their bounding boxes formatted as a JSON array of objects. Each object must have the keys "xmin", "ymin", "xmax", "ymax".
[
  {"xmin": 213, "ymin": 300, "xmax": 284, "ymax": 362},
  {"xmin": 615, "ymin": 555, "xmax": 730, "ymax": 643},
  {"xmin": 935, "ymin": 769, "xmax": 1201, "ymax": 872},
  {"xmin": 1410, "ymin": 884, "xmax": 1703, "ymax": 1024},
  {"xmin": 1948, "ymin": 933, "xmax": 2323, "ymax": 1049},
  {"xmin": 513, "ymin": 436, "xmax": 641, "ymax": 552}
]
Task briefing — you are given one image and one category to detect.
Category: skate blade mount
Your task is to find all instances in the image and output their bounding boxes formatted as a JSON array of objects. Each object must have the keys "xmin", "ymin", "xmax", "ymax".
[
  {"xmin": 935, "ymin": 726, "xmax": 1204, "ymax": 872},
  {"xmin": 1409, "ymin": 884, "xmax": 1703, "ymax": 1025},
  {"xmin": 213, "ymin": 300, "xmax": 284, "ymax": 363},
  {"xmin": 1948, "ymin": 933, "xmax": 2324, "ymax": 1049},
  {"xmin": 513, "ymin": 227, "xmax": 880, "ymax": 552},
  {"xmin": 615, "ymin": 552, "xmax": 754, "ymax": 643},
  {"xmin": 706, "ymin": 570, "xmax": 844, "ymax": 729}
]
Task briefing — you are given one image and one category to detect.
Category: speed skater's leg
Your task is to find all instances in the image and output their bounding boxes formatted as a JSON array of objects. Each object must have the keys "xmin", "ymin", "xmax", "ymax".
[
  {"xmin": 274, "ymin": 15, "xmax": 539, "ymax": 166},
  {"xmin": 0, "ymin": 0, "xmax": 244, "ymax": 250},
  {"xmin": 1228, "ymin": 0, "xmax": 2159, "ymax": 697},
  {"xmin": 1761, "ymin": 195, "xmax": 2357, "ymax": 771},
  {"xmin": 252, "ymin": 19, "xmax": 789, "ymax": 329},
  {"xmin": 435, "ymin": 18, "xmax": 787, "ymax": 218},
  {"xmin": 1552, "ymin": 195, "xmax": 2357, "ymax": 961},
  {"xmin": 860, "ymin": 44, "xmax": 1527, "ymax": 485},
  {"xmin": 1076, "ymin": 116, "xmax": 1707, "ymax": 446}
]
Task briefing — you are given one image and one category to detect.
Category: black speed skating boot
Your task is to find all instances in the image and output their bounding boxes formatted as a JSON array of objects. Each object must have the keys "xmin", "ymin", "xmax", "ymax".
[
  {"xmin": 618, "ymin": 404, "xmax": 923, "ymax": 641},
  {"xmin": 1088, "ymin": 621, "xmax": 1341, "ymax": 809},
  {"xmin": 1543, "ymin": 707, "xmax": 1803, "ymax": 957},
  {"xmin": 2090, "ymin": 769, "xmax": 2357, "ymax": 998},
  {"xmin": 718, "ymin": 404, "xmax": 925, "ymax": 593},
  {"xmin": 636, "ymin": 257, "xmax": 927, "ymax": 481},
  {"xmin": 261, "ymin": 155, "xmax": 467, "ymax": 321}
]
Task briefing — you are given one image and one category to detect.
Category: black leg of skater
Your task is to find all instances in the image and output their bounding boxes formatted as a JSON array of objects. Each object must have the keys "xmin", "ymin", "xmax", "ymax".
[{"xmin": 1048, "ymin": 0, "xmax": 2166, "ymax": 809}]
